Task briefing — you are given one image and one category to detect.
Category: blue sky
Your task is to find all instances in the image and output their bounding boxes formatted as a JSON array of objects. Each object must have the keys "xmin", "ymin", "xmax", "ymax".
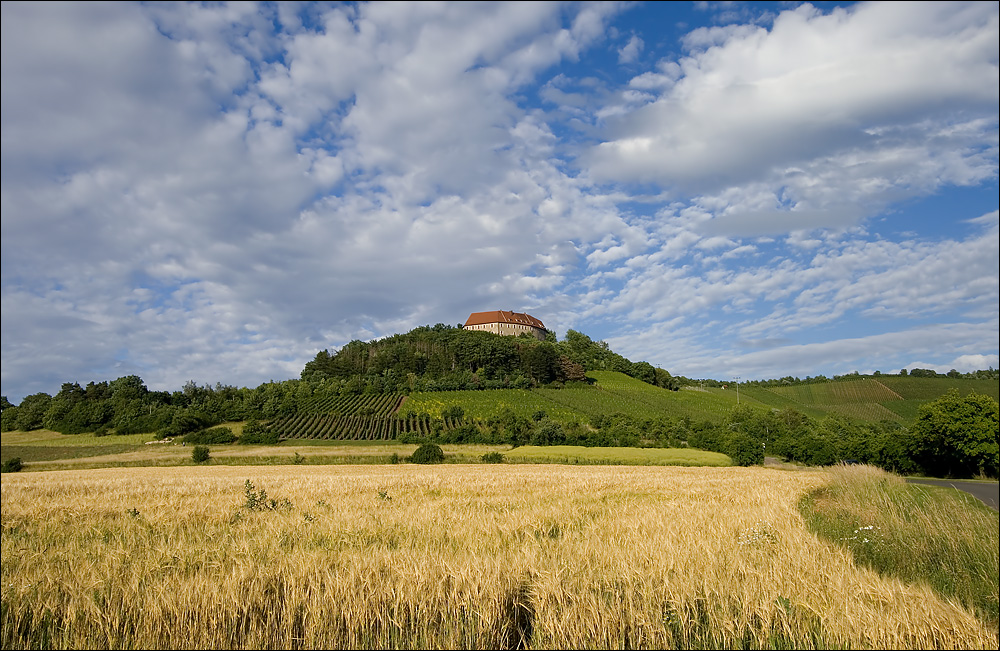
[{"xmin": 1, "ymin": 1, "xmax": 997, "ymax": 403}]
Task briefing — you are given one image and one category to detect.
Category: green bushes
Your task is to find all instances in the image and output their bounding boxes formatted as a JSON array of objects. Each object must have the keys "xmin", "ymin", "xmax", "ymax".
[
  {"xmin": 409, "ymin": 443, "xmax": 445, "ymax": 464},
  {"xmin": 725, "ymin": 432, "xmax": 764, "ymax": 466},
  {"xmin": 238, "ymin": 420, "xmax": 279, "ymax": 445},
  {"xmin": 1, "ymin": 457, "xmax": 23, "ymax": 473},
  {"xmin": 191, "ymin": 446, "xmax": 210, "ymax": 463},
  {"xmin": 481, "ymin": 452, "xmax": 504, "ymax": 464},
  {"xmin": 183, "ymin": 427, "xmax": 237, "ymax": 445}
]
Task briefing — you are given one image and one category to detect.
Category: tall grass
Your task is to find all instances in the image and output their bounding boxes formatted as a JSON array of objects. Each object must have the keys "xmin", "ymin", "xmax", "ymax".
[
  {"xmin": 2, "ymin": 465, "xmax": 996, "ymax": 649},
  {"xmin": 799, "ymin": 463, "xmax": 1000, "ymax": 629}
]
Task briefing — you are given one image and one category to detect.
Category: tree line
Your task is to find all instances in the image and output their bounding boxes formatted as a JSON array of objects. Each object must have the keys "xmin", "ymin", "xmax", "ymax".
[{"xmin": 403, "ymin": 389, "xmax": 998, "ymax": 479}]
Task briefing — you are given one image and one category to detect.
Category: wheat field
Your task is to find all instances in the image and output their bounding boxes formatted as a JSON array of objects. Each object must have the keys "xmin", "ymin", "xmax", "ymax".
[{"xmin": 1, "ymin": 464, "xmax": 995, "ymax": 649}]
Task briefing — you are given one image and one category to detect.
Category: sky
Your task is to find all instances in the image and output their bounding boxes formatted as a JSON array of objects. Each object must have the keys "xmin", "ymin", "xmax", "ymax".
[{"xmin": 1, "ymin": 1, "xmax": 998, "ymax": 404}]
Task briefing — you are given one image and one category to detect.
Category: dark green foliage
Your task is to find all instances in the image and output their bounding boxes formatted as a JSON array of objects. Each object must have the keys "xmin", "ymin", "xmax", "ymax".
[
  {"xmin": 191, "ymin": 445, "xmax": 210, "ymax": 463},
  {"xmin": 183, "ymin": 427, "xmax": 237, "ymax": 445},
  {"xmin": 437, "ymin": 423, "xmax": 479, "ymax": 444},
  {"xmin": 482, "ymin": 452, "xmax": 504, "ymax": 464},
  {"xmin": 530, "ymin": 419, "xmax": 566, "ymax": 446},
  {"xmin": 299, "ymin": 324, "xmax": 674, "ymax": 393},
  {"xmin": 4, "ymin": 393, "xmax": 52, "ymax": 431},
  {"xmin": 441, "ymin": 405, "xmax": 465, "ymax": 419},
  {"xmin": 908, "ymin": 390, "xmax": 999, "ymax": 478},
  {"xmin": 239, "ymin": 420, "xmax": 279, "ymax": 445},
  {"xmin": 725, "ymin": 432, "xmax": 764, "ymax": 466},
  {"xmin": 410, "ymin": 442, "xmax": 445, "ymax": 464},
  {"xmin": 1, "ymin": 457, "xmax": 23, "ymax": 473},
  {"xmin": 162, "ymin": 411, "xmax": 216, "ymax": 439}
]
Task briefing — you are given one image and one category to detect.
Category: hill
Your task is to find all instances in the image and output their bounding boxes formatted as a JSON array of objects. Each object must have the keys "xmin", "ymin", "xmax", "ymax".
[
  {"xmin": 300, "ymin": 323, "xmax": 680, "ymax": 392},
  {"xmin": 741, "ymin": 376, "xmax": 999, "ymax": 423}
]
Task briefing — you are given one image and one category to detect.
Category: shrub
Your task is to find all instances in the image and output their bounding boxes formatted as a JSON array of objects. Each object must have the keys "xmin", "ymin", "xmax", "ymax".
[
  {"xmin": 184, "ymin": 427, "xmax": 237, "ymax": 445},
  {"xmin": 410, "ymin": 442, "xmax": 445, "ymax": 464},
  {"xmin": 163, "ymin": 412, "xmax": 214, "ymax": 438},
  {"xmin": 398, "ymin": 432, "xmax": 423, "ymax": 444},
  {"xmin": 192, "ymin": 446, "xmax": 210, "ymax": 463},
  {"xmin": 1, "ymin": 457, "xmax": 23, "ymax": 473},
  {"xmin": 441, "ymin": 405, "xmax": 465, "ymax": 420},
  {"xmin": 481, "ymin": 452, "xmax": 504, "ymax": 464},
  {"xmin": 239, "ymin": 420, "xmax": 279, "ymax": 445}
]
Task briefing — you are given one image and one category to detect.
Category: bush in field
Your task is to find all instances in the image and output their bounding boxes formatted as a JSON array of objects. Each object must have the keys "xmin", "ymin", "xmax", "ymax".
[
  {"xmin": 481, "ymin": 452, "xmax": 504, "ymax": 464},
  {"xmin": 191, "ymin": 446, "xmax": 210, "ymax": 463},
  {"xmin": 1, "ymin": 457, "xmax": 23, "ymax": 473},
  {"xmin": 184, "ymin": 427, "xmax": 237, "ymax": 445},
  {"xmin": 410, "ymin": 443, "xmax": 445, "ymax": 464},
  {"xmin": 239, "ymin": 420, "xmax": 279, "ymax": 445}
]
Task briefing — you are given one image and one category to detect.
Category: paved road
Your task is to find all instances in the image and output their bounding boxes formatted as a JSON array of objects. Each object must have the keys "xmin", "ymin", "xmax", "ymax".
[{"xmin": 906, "ymin": 478, "xmax": 999, "ymax": 511}]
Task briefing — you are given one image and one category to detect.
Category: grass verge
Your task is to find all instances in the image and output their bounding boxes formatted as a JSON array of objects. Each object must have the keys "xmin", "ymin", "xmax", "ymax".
[{"xmin": 799, "ymin": 463, "xmax": 999, "ymax": 630}]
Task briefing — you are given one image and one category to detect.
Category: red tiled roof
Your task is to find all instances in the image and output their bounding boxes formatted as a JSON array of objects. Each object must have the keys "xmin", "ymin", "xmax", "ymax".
[{"xmin": 464, "ymin": 310, "xmax": 546, "ymax": 330}]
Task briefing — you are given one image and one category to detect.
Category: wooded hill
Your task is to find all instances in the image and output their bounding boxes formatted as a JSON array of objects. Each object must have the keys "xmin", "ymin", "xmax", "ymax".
[{"xmin": 300, "ymin": 324, "xmax": 680, "ymax": 392}]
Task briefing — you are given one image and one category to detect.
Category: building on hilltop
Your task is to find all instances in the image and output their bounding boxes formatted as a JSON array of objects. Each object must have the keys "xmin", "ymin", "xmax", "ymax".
[{"xmin": 463, "ymin": 310, "xmax": 547, "ymax": 341}]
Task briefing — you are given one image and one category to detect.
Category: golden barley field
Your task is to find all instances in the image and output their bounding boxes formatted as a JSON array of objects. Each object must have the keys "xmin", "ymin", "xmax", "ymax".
[{"xmin": 1, "ymin": 464, "xmax": 995, "ymax": 649}]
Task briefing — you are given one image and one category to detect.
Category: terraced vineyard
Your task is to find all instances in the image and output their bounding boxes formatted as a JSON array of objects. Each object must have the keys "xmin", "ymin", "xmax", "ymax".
[
  {"xmin": 266, "ymin": 374, "xmax": 997, "ymax": 441},
  {"xmin": 300, "ymin": 393, "xmax": 404, "ymax": 416},
  {"xmin": 401, "ymin": 389, "xmax": 584, "ymax": 422},
  {"xmin": 743, "ymin": 376, "xmax": 999, "ymax": 423},
  {"xmin": 538, "ymin": 371, "xmax": 745, "ymax": 421},
  {"xmin": 767, "ymin": 379, "xmax": 903, "ymax": 405},
  {"xmin": 269, "ymin": 413, "xmax": 429, "ymax": 440}
]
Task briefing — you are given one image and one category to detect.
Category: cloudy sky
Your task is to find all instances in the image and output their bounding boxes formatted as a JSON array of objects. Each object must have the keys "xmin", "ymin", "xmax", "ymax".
[{"xmin": 2, "ymin": 1, "xmax": 998, "ymax": 403}]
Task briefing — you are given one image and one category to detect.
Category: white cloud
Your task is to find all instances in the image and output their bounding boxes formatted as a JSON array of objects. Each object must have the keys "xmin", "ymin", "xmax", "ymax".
[
  {"xmin": 618, "ymin": 34, "xmax": 644, "ymax": 64},
  {"xmin": 1, "ymin": 2, "xmax": 996, "ymax": 403},
  {"xmin": 584, "ymin": 1, "xmax": 999, "ymax": 228}
]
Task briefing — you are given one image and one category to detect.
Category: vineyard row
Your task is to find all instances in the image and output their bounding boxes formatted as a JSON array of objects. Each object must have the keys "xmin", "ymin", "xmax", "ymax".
[{"xmin": 269, "ymin": 413, "xmax": 466, "ymax": 440}]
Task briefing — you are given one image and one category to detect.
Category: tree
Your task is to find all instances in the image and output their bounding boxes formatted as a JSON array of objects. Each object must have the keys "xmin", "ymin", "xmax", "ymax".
[
  {"xmin": 908, "ymin": 390, "xmax": 999, "ymax": 478},
  {"xmin": 191, "ymin": 446, "xmax": 210, "ymax": 463},
  {"xmin": 14, "ymin": 393, "xmax": 52, "ymax": 431}
]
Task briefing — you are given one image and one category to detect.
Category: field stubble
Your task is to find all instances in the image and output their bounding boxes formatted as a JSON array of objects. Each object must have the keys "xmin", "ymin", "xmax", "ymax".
[{"xmin": 1, "ymin": 465, "xmax": 995, "ymax": 649}]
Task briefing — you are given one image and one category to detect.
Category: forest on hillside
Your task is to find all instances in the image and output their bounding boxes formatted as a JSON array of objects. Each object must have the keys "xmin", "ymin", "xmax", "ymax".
[{"xmin": 300, "ymin": 324, "xmax": 679, "ymax": 392}]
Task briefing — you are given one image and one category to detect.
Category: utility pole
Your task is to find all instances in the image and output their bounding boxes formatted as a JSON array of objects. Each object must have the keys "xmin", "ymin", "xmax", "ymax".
[{"xmin": 734, "ymin": 376, "xmax": 741, "ymax": 405}]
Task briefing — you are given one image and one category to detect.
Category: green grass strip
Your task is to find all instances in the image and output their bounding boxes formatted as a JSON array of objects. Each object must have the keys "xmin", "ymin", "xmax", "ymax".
[{"xmin": 799, "ymin": 464, "xmax": 999, "ymax": 629}]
